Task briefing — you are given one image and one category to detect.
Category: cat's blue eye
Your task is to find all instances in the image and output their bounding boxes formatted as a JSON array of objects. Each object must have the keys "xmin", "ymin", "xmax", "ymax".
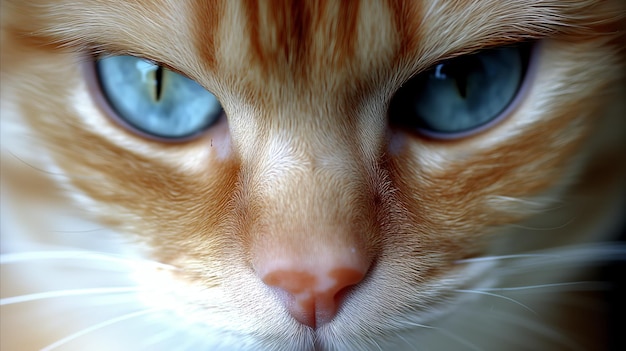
[
  {"xmin": 95, "ymin": 56, "xmax": 222, "ymax": 140},
  {"xmin": 389, "ymin": 44, "xmax": 533, "ymax": 139}
]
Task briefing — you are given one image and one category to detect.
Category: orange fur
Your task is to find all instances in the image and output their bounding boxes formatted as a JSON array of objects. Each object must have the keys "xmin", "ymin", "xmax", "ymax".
[{"xmin": 1, "ymin": 1, "xmax": 625, "ymax": 350}]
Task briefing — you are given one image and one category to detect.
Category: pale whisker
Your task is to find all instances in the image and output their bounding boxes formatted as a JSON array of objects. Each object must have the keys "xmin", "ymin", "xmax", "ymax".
[
  {"xmin": 393, "ymin": 332, "xmax": 419, "ymax": 351},
  {"xmin": 432, "ymin": 327, "xmax": 482, "ymax": 351},
  {"xmin": 0, "ymin": 286, "xmax": 141, "ymax": 306},
  {"xmin": 457, "ymin": 243, "xmax": 626, "ymax": 266},
  {"xmin": 508, "ymin": 217, "xmax": 576, "ymax": 231},
  {"xmin": 404, "ymin": 321, "xmax": 481, "ymax": 351},
  {"xmin": 6, "ymin": 150, "xmax": 101, "ymax": 181},
  {"xmin": 40, "ymin": 308, "xmax": 162, "ymax": 351},
  {"xmin": 455, "ymin": 254, "xmax": 555, "ymax": 264},
  {"xmin": 371, "ymin": 338, "xmax": 383, "ymax": 351},
  {"xmin": 487, "ymin": 194, "xmax": 566, "ymax": 212},
  {"xmin": 473, "ymin": 281, "xmax": 610, "ymax": 293},
  {"xmin": 49, "ymin": 228, "xmax": 108, "ymax": 234},
  {"xmin": 454, "ymin": 289, "xmax": 536, "ymax": 314},
  {"xmin": 459, "ymin": 306, "xmax": 583, "ymax": 351},
  {"xmin": 488, "ymin": 309, "xmax": 585, "ymax": 351},
  {"xmin": 0, "ymin": 250, "xmax": 178, "ymax": 271}
]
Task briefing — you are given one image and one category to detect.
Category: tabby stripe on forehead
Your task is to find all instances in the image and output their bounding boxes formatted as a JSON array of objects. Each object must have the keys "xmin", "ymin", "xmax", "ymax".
[
  {"xmin": 387, "ymin": 0, "xmax": 422, "ymax": 59},
  {"xmin": 241, "ymin": 0, "xmax": 362, "ymax": 72},
  {"xmin": 193, "ymin": 0, "xmax": 224, "ymax": 71}
]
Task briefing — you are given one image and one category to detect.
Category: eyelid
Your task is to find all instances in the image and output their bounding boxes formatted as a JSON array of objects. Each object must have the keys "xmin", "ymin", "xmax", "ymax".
[
  {"xmin": 87, "ymin": 46, "xmax": 191, "ymax": 80},
  {"xmin": 403, "ymin": 41, "xmax": 538, "ymax": 91}
]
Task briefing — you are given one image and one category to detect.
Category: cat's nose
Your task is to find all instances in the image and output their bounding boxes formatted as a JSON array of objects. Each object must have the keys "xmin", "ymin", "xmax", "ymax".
[{"xmin": 258, "ymin": 255, "xmax": 368, "ymax": 329}]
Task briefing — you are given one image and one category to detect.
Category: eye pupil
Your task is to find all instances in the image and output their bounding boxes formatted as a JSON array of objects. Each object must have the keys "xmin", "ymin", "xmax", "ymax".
[
  {"xmin": 434, "ymin": 57, "xmax": 485, "ymax": 99},
  {"xmin": 155, "ymin": 65, "xmax": 164, "ymax": 101},
  {"xmin": 454, "ymin": 70, "xmax": 468, "ymax": 99}
]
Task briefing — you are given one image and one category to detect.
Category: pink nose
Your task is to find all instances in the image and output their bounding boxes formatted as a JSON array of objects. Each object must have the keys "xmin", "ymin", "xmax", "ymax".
[{"xmin": 260, "ymin": 261, "xmax": 368, "ymax": 328}]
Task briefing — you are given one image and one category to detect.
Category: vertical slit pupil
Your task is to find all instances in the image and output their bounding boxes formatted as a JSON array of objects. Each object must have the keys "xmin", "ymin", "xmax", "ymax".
[
  {"xmin": 155, "ymin": 65, "xmax": 164, "ymax": 101},
  {"xmin": 455, "ymin": 73, "xmax": 468, "ymax": 98}
]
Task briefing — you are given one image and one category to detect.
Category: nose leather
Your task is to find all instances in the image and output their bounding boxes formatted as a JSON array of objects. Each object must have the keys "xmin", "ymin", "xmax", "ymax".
[{"xmin": 262, "ymin": 266, "xmax": 366, "ymax": 328}]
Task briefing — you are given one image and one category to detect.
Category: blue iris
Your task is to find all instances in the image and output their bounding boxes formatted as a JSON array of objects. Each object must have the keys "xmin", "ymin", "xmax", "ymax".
[
  {"xmin": 390, "ymin": 44, "xmax": 531, "ymax": 138},
  {"xmin": 96, "ymin": 56, "xmax": 222, "ymax": 139}
]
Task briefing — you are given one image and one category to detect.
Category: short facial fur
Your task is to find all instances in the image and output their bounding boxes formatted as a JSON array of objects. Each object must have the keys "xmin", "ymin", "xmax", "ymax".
[{"xmin": 1, "ymin": 1, "xmax": 625, "ymax": 350}]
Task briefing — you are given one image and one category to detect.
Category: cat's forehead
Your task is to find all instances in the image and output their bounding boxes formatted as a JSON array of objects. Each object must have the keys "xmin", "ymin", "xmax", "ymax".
[
  {"xmin": 140, "ymin": 0, "xmax": 554, "ymax": 80},
  {"xmin": 20, "ymin": 0, "xmax": 596, "ymax": 91},
  {"xmin": 212, "ymin": 1, "xmax": 400, "ymax": 84}
]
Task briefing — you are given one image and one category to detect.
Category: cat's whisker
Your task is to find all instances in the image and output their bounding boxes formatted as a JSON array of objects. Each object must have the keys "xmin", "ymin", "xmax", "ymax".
[
  {"xmin": 487, "ymin": 194, "xmax": 567, "ymax": 212},
  {"xmin": 453, "ymin": 289, "xmax": 537, "ymax": 314},
  {"xmin": 487, "ymin": 309, "xmax": 585, "ymax": 351},
  {"xmin": 473, "ymin": 281, "xmax": 610, "ymax": 293},
  {"xmin": 393, "ymin": 331, "xmax": 419, "ymax": 351},
  {"xmin": 457, "ymin": 243, "xmax": 626, "ymax": 265},
  {"xmin": 496, "ymin": 245, "xmax": 626, "ymax": 277},
  {"xmin": 457, "ymin": 305, "xmax": 583, "ymax": 351},
  {"xmin": 39, "ymin": 307, "xmax": 162, "ymax": 351},
  {"xmin": 369, "ymin": 338, "xmax": 384, "ymax": 351},
  {"xmin": 49, "ymin": 227, "xmax": 108, "ymax": 234},
  {"xmin": 6, "ymin": 150, "xmax": 101, "ymax": 181},
  {"xmin": 455, "ymin": 253, "xmax": 556, "ymax": 264},
  {"xmin": 508, "ymin": 217, "xmax": 577, "ymax": 231},
  {"xmin": 0, "ymin": 250, "xmax": 178, "ymax": 271},
  {"xmin": 0, "ymin": 286, "xmax": 141, "ymax": 306},
  {"xmin": 403, "ymin": 321, "xmax": 481, "ymax": 351}
]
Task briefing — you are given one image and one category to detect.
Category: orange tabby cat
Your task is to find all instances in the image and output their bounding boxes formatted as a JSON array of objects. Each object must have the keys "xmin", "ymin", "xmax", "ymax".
[{"xmin": 1, "ymin": 1, "xmax": 625, "ymax": 350}]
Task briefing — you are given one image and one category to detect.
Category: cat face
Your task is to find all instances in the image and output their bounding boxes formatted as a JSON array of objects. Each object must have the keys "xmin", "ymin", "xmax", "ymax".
[{"xmin": 1, "ymin": 1, "xmax": 625, "ymax": 350}]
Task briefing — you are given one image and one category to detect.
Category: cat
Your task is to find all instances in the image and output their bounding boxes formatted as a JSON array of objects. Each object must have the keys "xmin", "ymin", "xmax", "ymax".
[{"xmin": 1, "ymin": 0, "xmax": 625, "ymax": 350}]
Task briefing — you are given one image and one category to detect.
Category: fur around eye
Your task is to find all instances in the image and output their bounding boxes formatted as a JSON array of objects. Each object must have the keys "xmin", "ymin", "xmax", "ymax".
[
  {"xmin": 95, "ymin": 56, "xmax": 223, "ymax": 141},
  {"xmin": 389, "ymin": 43, "xmax": 533, "ymax": 139}
]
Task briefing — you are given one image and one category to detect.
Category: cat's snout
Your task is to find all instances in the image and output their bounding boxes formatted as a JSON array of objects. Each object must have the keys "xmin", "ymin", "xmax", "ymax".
[{"xmin": 258, "ymin": 253, "xmax": 369, "ymax": 329}]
